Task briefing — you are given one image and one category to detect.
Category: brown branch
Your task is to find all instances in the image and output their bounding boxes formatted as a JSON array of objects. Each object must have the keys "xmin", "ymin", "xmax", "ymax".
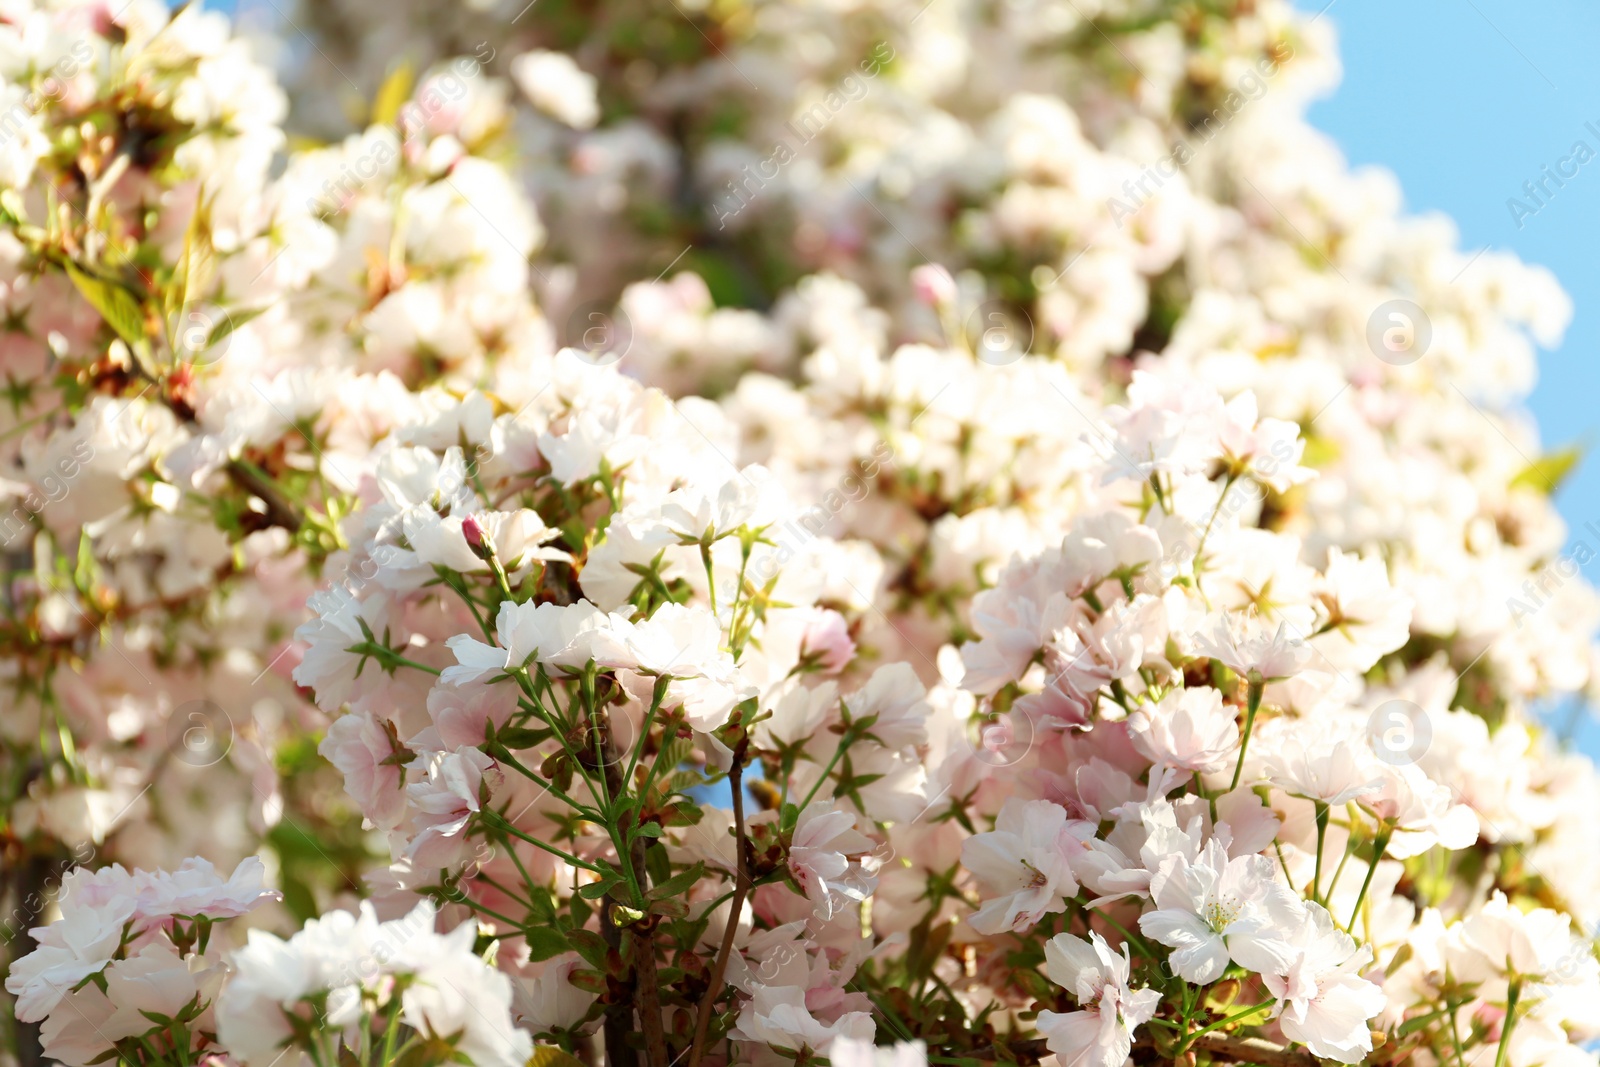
[
  {"xmin": 226, "ymin": 460, "xmax": 303, "ymax": 533},
  {"xmin": 599, "ymin": 705, "xmax": 666, "ymax": 1067},
  {"xmin": 687, "ymin": 760, "xmax": 750, "ymax": 1067},
  {"xmin": 958, "ymin": 1033, "xmax": 1320, "ymax": 1067},
  {"xmin": 598, "ymin": 888, "xmax": 636, "ymax": 1067},
  {"xmin": 625, "ymin": 816, "xmax": 667, "ymax": 1067},
  {"xmin": 632, "ymin": 922, "xmax": 667, "ymax": 1067},
  {"xmin": 1190, "ymin": 1035, "xmax": 1321, "ymax": 1067},
  {"xmin": 109, "ymin": 333, "xmax": 306, "ymax": 534},
  {"xmin": 4, "ymin": 831, "xmax": 55, "ymax": 1067}
]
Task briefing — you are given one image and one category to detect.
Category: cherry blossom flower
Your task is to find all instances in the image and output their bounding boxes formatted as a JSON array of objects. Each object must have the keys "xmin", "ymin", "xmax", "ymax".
[
  {"xmin": 961, "ymin": 798, "xmax": 1089, "ymax": 934},
  {"xmin": 1194, "ymin": 613, "xmax": 1315, "ymax": 682},
  {"xmin": 1261, "ymin": 903, "xmax": 1386, "ymax": 1064},
  {"xmin": 405, "ymin": 747, "xmax": 501, "ymax": 867},
  {"xmin": 1036, "ymin": 932, "xmax": 1161, "ymax": 1067},
  {"xmin": 1137, "ymin": 838, "xmax": 1301, "ymax": 983},
  {"xmin": 319, "ymin": 709, "xmax": 411, "ymax": 830},
  {"xmin": 1126, "ymin": 687, "xmax": 1238, "ymax": 773},
  {"xmin": 788, "ymin": 801, "xmax": 877, "ymax": 918}
]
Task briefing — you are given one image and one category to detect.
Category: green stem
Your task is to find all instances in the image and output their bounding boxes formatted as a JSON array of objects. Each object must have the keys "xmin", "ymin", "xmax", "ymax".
[
  {"xmin": 494, "ymin": 748, "xmax": 600, "ymax": 821},
  {"xmin": 687, "ymin": 762, "xmax": 750, "ymax": 1067},
  {"xmin": 1178, "ymin": 1000, "xmax": 1275, "ymax": 1051},
  {"xmin": 1312, "ymin": 800, "xmax": 1330, "ymax": 904},
  {"xmin": 1346, "ymin": 825, "xmax": 1394, "ymax": 933},
  {"xmin": 799, "ymin": 733, "xmax": 854, "ymax": 811},
  {"xmin": 481, "ymin": 811, "xmax": 602, "ymax": 872},
  {"xmin": 347, "ymin": 642, "xmax": 441, "ymax": 676},
  {"xmin": 504, "ymin": 846, "xmax": 555, "ymax": 922},
  {"xmin": 1328, "ymin": 831, "xmax": 1355, "ymax": 899},
  {"xmin": 377, "ymin": 1002, "xmax": 404, "ymax": 1067},
  {"xmin": 1448, "ymin": 999, "xmax": 1470, "ymax": 1067},
  {"xmin": 448, "ymin": 572, "xmax": 494, "ymax": 640},
  {"xmin": 447, "ymin": 887, "xmax": 532, "ymax": 932},
  {"xmin": 512, "ymin": 668, "xmax": 600, "ymax": 799},
  {"xmin": 1192, "ymin": 473, "xmax": 1237, "ymax": 566},
  {"xmin": 1494, "ymin": 980, "xmax": 1521, "ymax": 1067},
  {"xmin": 471, "ymin": 870, "xmax": 538, "ymax": 913},
  {"xmin": 1195, "ymin": 775, "xmax": 1216, "ymax": 825},
  {"xmin": 623, "ymin": 677, "xmax": 670, "ymax": 789},
  {"xmin": 1228, "ymin": 678, "xmax": 1264, "ymax": 792}
]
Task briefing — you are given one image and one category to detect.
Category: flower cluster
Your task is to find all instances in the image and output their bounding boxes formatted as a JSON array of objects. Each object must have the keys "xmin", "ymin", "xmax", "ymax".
[
  {"xmin": 5, "ymin": 859, "xmax": 278, "ymax": 1065},
  {"xmin": 2, "ymin": 1, "xmax": 1600, "ymax": 1067}
]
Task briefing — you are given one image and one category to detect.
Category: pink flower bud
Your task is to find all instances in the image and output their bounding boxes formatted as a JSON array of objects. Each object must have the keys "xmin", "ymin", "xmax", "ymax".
[
  {"xmin": 799, "ymin": 608, "xmax": 855, "ymax": 675},
  {"xmin": 462, "ymin": 515, "xmax": 492, "ymax": 559},
  {"xmin": 911, "ymin": 263, "xmax": 957, "ymax": 308}
]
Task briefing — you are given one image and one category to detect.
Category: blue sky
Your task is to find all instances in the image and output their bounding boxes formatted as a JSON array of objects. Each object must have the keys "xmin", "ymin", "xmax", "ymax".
[{"xmin": 1293, "ymin": 0, "xmax": 1600, "ymax": 752}]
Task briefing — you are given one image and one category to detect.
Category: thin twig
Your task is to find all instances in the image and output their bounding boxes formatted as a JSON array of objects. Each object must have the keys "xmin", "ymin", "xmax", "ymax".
[
  {"xmin": 956, "ymin": 1032, "xmax": 1319, "ymax": 1067},
  {"xmin": 1190, "ymin": 1034, "xmax": 1321, "ymax": 1067},
  {"xmin": 602, "ymin": 704, "xmax": 667, "ymax": 1067},
  {"xmin": 599, "ymin": 701, "xmax": 640, "ymax": 1067},
  {"xmin": 687, "ymin": 761, "xmax": 749, "ymax": 1067}
]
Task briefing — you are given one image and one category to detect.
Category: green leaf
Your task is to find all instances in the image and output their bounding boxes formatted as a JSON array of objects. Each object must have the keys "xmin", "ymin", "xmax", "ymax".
[
  {"xmin": 565, "ymin": 929, "xmax": 609, "ymax": 969},
  {"xmin": 646, "ymin": 861, "xmax": 704, "ymax": 901},
  {"xmin": 491, "ymin": 725, "xmax": 551, "ymax": 749},
  {"xmin": 648, "ymin": 896, "xmax": 689, "ymax": 918},
  {"xmin": 904, "ymin": 914, "xmax": 953, "ymax": 982},
  {"xmin": 528, "ymin": 1048, "xmax": 586, "ymax": 1067},
  {"xmin": 373, "ymin": 61, "xmax": 416, "ymax": 126},
  {"xmin": 578, "ymin": 877, "xmax": 619, "ymax": 900},
  {"xmin": 644, "ymin": 841, "xmax": 672, "ymax": 886},
  {"xmin": 65, "ymin": 262, "xmax": 147, "ymax": 352},
  {"xmin": 206, "ymin": 304, "xmax": 268, "ymax": 349},
  {"xmin": 523, "ymin": 925, "xmax": 571, "ymax": 962},
  {"xmin": 394, "ymin": 1037, "xmax": 461, "ymax": 1067},
  {"xmin": 176, "ymin": 196, "xmax": 216, "ymax": 319},
  {"xmin": 1510, "ymin": 445, "xmax": 1582, "ymax": 495}
]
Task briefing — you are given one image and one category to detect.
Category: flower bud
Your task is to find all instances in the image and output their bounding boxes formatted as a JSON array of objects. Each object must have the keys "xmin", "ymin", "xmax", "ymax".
[
  {"xmin": 911, "ymin": 263, "xmax": 957, "ymax": 308},
  {"xmin": 462, "ymin": 514, "xmax": 493, "ymax": 560}
]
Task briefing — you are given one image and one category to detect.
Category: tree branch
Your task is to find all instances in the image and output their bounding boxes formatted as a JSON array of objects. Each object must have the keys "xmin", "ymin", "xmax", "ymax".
[
  {"xmin": 1189, "ymin": 1034, "xmax": 1321, "ymax": 1067},
  {"xmin": 226, "ymin": 459, "xmax": 303, "ymax": 532},
  {"xmin": 687, "ymin": 760, "xmax": 749, "ymax": 1067},
  {"xmin": 600, "ymin": 704, "xmax": 666, "ymax": 1067},
  {"xmin": 957, "ymin": 1033, "xmax": 1320, "ymax": 1067}
]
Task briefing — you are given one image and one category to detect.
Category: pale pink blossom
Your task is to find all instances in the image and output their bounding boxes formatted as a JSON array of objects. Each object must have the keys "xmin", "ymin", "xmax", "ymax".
[
  {"xmin": 1126, "ymin": 687, "xmax": 1238, "ymax": 772},
  {"xmin": 319, "ymin": 709, "xmax": 410, "ymax": 830},
  {"xmin": 1261, "ymin": 903, "xmax": 1386, "ymax": 1064},
  {"xmin": 1037, "ymin": 932, "xmax": 1161, "ymax": 1067},
  {"xmin": 405, "ymin": 747, "xmax": 501, "ymax": 867},
  {"xmin": 798, "ymin": 607, "xmax": 856, "ymax": 675},
  {"xmin": 788, "ymin": 801, "xmax": 877, "ymax": 918},
  {"xmin": 1138, "ymin": 838, "xmax": 1300, "ymax": 983},
  {"xmin": 962, "ymin": 798, "xmax": 1089, "ymax": 934},
  {"xmin": 1194, "ymin": 613, "xmax": 1313, "ymax": 682}
]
